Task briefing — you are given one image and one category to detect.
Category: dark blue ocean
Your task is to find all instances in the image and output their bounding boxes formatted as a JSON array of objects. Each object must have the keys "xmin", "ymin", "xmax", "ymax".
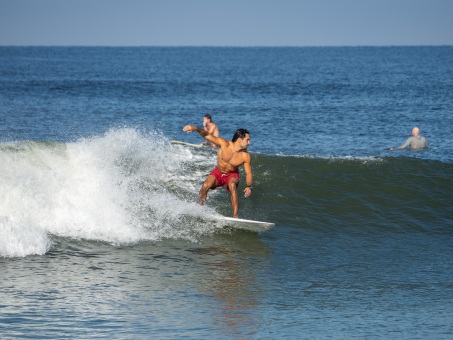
[{"xmin": 1, "ymin": 46, "xmax": 453, "ymax": 339}]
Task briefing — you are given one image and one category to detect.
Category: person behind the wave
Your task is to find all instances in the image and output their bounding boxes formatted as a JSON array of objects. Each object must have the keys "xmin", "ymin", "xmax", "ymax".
[
  {"xmin": 390, "ymin": 127, "xmax": 429, "ymax": 151},
  {"xmin": 182, "ymin": 124, "xmax": 252, "ymax": 218},
  {"xmin": 201, "ymin": 114, "xmax": 219, "ymax": 148}
]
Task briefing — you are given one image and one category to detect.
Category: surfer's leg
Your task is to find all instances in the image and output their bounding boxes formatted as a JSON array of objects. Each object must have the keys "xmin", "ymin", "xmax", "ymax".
[
  {"xmin": 227, "ymin": 178, "xmax": 239, "ymax": 218},
  {"xmin": 198, "ymin": 175, "xmax": 217, "ymax": 205}
]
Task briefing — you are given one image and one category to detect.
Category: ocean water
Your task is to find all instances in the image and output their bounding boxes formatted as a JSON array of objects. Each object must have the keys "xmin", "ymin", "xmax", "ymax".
[{"xmin": 1, "ymin": 46, "xmax": 453, "ymax": 339}]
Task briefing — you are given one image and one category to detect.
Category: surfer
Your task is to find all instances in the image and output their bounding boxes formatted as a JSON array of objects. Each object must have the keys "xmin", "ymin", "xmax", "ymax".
[
  {"xmin": 390, "ymin": 127, "xmax": 429, "ymax": 150},
  {"xmin": 201, "ymin": 114, "xmax": 219, "ymax": 148},
  {"xmin": 182, "ymin": 125, "xmax": 253, "ymax": 218}
]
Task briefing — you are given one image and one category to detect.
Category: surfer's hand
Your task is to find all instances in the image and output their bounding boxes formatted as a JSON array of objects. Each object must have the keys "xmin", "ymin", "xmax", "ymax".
[
  {"xmin": 183, "ymin": 125, "xmax": 195, "ymax": 133},
  {"xmin": 244, "ymin": 186, "xmax": 252, "ymax": 198}
]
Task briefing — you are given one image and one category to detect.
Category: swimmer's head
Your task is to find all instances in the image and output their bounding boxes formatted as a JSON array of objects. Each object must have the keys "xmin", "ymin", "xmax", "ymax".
[{"xmin": 412, "ymin": 127, "xmax": 420, "ymax": 136}]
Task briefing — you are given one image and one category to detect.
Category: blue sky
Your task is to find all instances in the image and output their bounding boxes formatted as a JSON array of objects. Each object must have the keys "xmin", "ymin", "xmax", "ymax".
[{"xmin": 1, "ymin": 0, "xmax": 452, "ymax": 46}]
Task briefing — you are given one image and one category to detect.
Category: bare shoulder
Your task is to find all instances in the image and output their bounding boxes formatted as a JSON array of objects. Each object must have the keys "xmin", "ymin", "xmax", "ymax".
[
  {"xmin": 205, "ymin": 134, "xmax": 228, "ymax": 147},
  {"xmin": 241, "ymin": 150, "xmax": 251, "ymax": 161}
]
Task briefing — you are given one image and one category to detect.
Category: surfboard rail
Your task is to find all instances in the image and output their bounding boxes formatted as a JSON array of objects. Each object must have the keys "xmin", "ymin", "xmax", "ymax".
[
  {"xmin": 216, "ymin": 216, "xmax": 275, "ymax": 232},
  {"xmin": 170, "ymin": 140, "xmax": 203, "ymax": 147}
]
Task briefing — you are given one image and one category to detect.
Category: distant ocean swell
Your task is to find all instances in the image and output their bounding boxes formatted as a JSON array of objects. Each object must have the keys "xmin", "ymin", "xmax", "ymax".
[{"xmin": 1, "ymin": 128, "xmax": 452, "ymax": 258}]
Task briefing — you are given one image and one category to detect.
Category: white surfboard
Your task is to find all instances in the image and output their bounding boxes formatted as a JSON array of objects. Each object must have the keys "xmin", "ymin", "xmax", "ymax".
[
  {"xmin": 218, "ymin": 216, "xmax": 275, "ymax": 232},
  {"xmin": 171, "ymin": 140, "xmax": 203, "ymax": 148}
]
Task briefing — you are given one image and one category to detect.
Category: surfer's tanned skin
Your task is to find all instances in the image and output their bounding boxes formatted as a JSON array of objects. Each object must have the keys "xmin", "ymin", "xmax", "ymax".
[{"xmin": 182, "ymin": 125, "xmax": 253, "ymax": 218}]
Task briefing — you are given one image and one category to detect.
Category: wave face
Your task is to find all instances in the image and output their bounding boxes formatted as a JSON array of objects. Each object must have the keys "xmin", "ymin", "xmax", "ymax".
[
  {"xmin": 259, "ymin": 154, "xmax": 453, "ymax": 233},
  {"xmin": 2, "ymin": 128, "xmax": 452, "ymax": 257}
]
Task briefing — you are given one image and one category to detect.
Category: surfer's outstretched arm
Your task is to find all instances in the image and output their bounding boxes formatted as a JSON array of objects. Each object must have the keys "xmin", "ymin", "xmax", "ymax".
[{"xmin": 183, "ymin": 125, "xmax": 228, "ymax": 147}]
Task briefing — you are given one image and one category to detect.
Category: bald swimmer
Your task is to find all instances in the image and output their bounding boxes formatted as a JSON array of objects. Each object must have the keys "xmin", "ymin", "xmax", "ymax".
[{"xmin": 390, "ymin": 127, "xmax": 429, "ymax": 151}]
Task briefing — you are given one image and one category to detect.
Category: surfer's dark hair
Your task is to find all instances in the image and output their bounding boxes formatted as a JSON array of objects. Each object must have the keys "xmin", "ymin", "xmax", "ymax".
[
  {"xmin": 232, "ymin": 128, "xmax": 249, "ymax": 142},
  {"xmin": 204, "ymin": 114, "xmax": 212, "ymax": 121}
]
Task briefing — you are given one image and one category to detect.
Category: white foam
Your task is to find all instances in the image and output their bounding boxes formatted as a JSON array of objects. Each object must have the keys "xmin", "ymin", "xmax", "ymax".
[{"xmin": 0, "ymin": 128, "xmax": 220, "ymax": 257}]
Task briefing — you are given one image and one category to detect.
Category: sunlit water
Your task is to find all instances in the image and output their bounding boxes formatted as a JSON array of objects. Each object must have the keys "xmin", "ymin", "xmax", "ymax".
[{"xmin": 1, "ymin": 46, "xmax": 453, "ymax": 339}]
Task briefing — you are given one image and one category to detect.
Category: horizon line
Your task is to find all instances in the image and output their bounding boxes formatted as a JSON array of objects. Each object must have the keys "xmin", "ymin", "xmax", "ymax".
[{"xmin": 1, "ymin": 44, "xmax": 452, "ymax": 48}]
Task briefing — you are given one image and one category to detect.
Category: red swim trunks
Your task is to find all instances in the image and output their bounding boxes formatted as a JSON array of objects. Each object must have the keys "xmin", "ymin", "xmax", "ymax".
[{"xmin": 209, "ymin": 167, "xmax": 240, "ymax": 192}]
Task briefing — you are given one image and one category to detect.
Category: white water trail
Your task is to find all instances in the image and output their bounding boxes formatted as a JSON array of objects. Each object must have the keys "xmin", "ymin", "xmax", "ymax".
[{"xmin": 0, "ymin": 128, "xmax": 220, "ymax": 257}]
